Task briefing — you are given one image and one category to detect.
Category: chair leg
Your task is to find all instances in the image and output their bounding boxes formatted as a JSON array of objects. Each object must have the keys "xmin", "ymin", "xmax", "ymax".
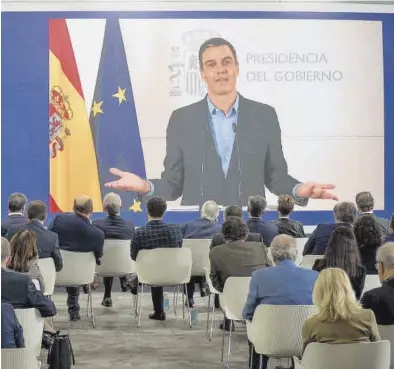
[
  {"xmin": 259, "ymin": 355, "xmax": 262, "ymax": 369},
  {"xmin": 137, "ymin": 283, "xmax": 144, "ymax": 328},
  {"xmin": 249, "ymin": 344, "xmax": 254, "ymax": 369},
  {"xmin": 86, "ymin": 287, "xmax": 90, "ymax": 317},
  {"xmin": 88, "ymin": 285, "xmax": 96, "ymax": 329},
  {"xmin": 133, "ymin": 293, "xmax": 138, "ymax": 319},
  {"xmin": 209, "ymin": 298, "xmax": 215, "ymax": 341},
  {"xmin": 226, "ymin": 319, "xmax": 233, "ymax": 366},
  {"xmin": 184, "ymin": 284, "xmax": 192, "ymax": 328},
  {"xmin": 206, "ymin": 293, "xmax": 211, "ymax": 336},
  {"xmin": 175, "ymin": 285, "xmax": 179, "ymax": 315},
  {"xmin": 221, "ymin": 316, "xmax": 226, "ymax": 362}
]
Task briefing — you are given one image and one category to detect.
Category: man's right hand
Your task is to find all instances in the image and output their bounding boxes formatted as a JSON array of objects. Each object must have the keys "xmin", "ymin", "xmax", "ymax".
[{"xmin": 104, "ymin": 168, "xmax": 151, "ymax": 193}]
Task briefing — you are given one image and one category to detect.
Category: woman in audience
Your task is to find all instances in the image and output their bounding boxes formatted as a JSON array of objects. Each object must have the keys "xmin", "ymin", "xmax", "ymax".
[
  {"xmin": 302, "ymin": 268, "xmax": 380, "ymax": 353},
  {"xmin": 1, "ymin": 302, "xmax": 25, "ymax": 348},
  {"xmin": 313, "ymin": 226, "xmax": 366, "ymax": 299},
  {"xmin": 354, "ymin": 215, "xmax": 382, "ymax": 274}
]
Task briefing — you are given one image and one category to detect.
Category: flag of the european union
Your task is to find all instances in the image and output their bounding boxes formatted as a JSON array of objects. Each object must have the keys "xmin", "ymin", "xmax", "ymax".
[{"xmin": 90, "ymin": 18, "xmax": 146, "ymax": 219}]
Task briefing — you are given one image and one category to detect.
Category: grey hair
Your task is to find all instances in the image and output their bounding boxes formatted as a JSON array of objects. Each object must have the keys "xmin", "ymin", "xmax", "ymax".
[
  {"xmin": 103, "ymin": 192, "xmax": 122, "ymax": 216},
  {"xmin": 201, "ymin": 200, "xmax": 219, "ymax": 223},
  {"xmin": 355, "ymin": 191, "xmax": 374, "ymax": 213},
  {"xmin": 377, "ymin": 242, "xmax": 394, "ymax": 269},
  {"xmin": 8, "ymin": 193, "xmax": 27, "ymax": 213},
  {"xmin": 1, "ymin": 237, "xmax": 10, "ymax": 262},
  {"xmin": 334, "ymin": 202, "xmax": 357, "ymax": 224},
  {"xmin": 270, "ymin": 235, "xmax": 297, "ymax": 262}
]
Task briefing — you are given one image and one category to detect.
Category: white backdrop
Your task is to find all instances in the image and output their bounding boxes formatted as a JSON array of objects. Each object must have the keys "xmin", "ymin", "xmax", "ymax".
[{"xmin": 67, "ymin": 18, "xmax": 385, "ymax": 210}]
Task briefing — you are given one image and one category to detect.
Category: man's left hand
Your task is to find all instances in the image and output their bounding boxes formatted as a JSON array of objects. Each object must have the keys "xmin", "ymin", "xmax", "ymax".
[{"xmin": 295, "ymin": 182, "xmax": 339, "ymax": 200}]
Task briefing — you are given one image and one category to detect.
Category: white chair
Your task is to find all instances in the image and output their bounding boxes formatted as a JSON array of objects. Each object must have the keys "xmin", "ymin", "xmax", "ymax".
[
  {"xmin": 379, "ymin": 325, "xmax": 394, "ymax": 369},
  {"xmin": 300, "ymin": 341, "xmax": 391, "ymax": 369},
  {"xmin": 55, "ymin": 250, "xmax": 96, "ymax": 327},
  {"xmin": 37, "ymin": 258, "xmax": 56, "ymax": 296},
  {"xmin": 300, "ymin": 255, "xmax": 323, "ymax": 269},
  {"xmin": 182, "ymin": 239, "xmax": 211, "ymax": 276},
  {"xmin": 1, "ymin": 348, "xmax": 38, "ymax": 369},
  {"xmin": 135, "ymin": 248, "xmax": 192, "ymax": 327},
  {"xmin": 363, "ymin": 275, "xmax": 382, "ymax": 294},
  {"xmin": 96, "ymin": 239, "xmax": 134, "ymax": 276},
  {"xmin": 247, "ymin": 304, "xmax": 316, "ymax": 368},
  {"xmin": 295, "ymin": 238, "xmax": 309, "ymax": 265},
  {"xmin": 204, "ymin": 266, "xmax": 221, "ymax": 341},
  {"xmin": 32, "ymin": 279, "xmax": 40, "ymax": 291}
]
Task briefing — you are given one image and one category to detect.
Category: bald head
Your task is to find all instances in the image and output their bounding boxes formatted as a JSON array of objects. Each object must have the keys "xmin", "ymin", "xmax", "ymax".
[
  {"xmin": 73, "ymin": 195, "xmax": 93, "ymax": 216},
  {"xmin": 270, "ymin": 234, "xmax": 297, "ymax": 263},
  {"xmin": 376, "ymin": 242, "xmax": 394, "ymax": 282},
  {"xmin": 201, "ymin": 200, "xmax": 219, "ymax": 223}
]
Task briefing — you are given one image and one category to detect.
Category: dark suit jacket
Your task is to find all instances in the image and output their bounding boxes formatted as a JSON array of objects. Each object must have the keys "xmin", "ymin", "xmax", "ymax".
[
  {"xmin": 1, "ymin": 268, "xmax": 56, "ymax": 318},
  {"xmin": 270, "ymin": 218, "xmax": 305, "ymax": 238},
  {"xmin": 210, "ymin": 231, "xmax": 262, "ymax": 249},
  {"xmin": 247, "ymin": 218, "xmax": 279, "ymax": 246},
  {"xmin": 303, "ymin": 223, "xmax": 352, "ymax": 256},
  {"xmin": 93, "ymin": 215, "xmax": 135, "ymax": 240},
  {"xmin": 209, "ymin": 241, "xmax": 271, "ymax": 292},
  {"xmin": 131, "ymin": 220, "xmax": 183, "ymax": 260},
  {"xmin": 6, "ymin": 220, "xmax": 63, "ymax": 272},
  {"xmin": 361, "ymin": 278, "xmax": 394, "ymax": 325},
  {"xmin": 1, "ymin": 302, "xmax": 24, "ymax": 348},
  {"xmin": 359, "ymin": 244, "xmax": 379, "ymax": 275},
  {"xmin": 1, "ymin": 214, "xmax": 27, "ymax": 237},
  {"xmin": 360, "ymin": 213, "xmax": 390, "ymax": 237},
  {"xmin": 181, "ymin": 218, "xmax": 221, "ymax": 239},
  {"xmin": 48, "ymin": 213, "xmax": 104, "ymax": 264},
  {"xmin": 150, "ymin": 95, "xmax": 306, "ymax": 206},
  {"xmin": 385, "ymin": 233, "xmax": 394, "ymax": 243}
]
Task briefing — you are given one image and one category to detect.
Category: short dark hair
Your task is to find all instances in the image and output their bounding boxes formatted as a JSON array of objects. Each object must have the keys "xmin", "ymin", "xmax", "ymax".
[
  {"xmin": 147, "ymin": 197, "xmax": 167, "ymax": 219},
  {"xmin": 27, "ymin": 201, "xmax": 47, "ymax": 222},
  {"xmin": 198, "ymin": 37, "xmax": 238, "ymax": 70},
  {"xmin": 8, "ymin": 193, "xmax": 27, "ymax": 213},
  {"xmin": 355, "ymin": 191, "xmax": 374, "ymax": 212},
  {"xmin": 248, "ymin": 195, "xmax": 267, "ymax": 217},
  {"xmin": 73, "ymin": 196, "xmax": 93, "ymax": 215},
  {"xmin": 277, "ymin": 195, "xmax": 295, "ymax": 216},
  {"xmin": 224, "ymin": 205, "xmax": 242, "ymax": 220},
  {"xmin": 354, "ymin": 214, "xmax": 382, "ymax": 249},
  {"xmin": 334, "ymin": 202, "xmax": 357, "ymax": 224},
  {"xmin": 222, "ymin": 216, "xmax": 249, "ymax": 242}
]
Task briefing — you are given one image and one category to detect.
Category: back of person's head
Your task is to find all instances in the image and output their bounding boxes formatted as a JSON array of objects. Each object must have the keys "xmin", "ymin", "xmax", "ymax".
[
  {"xmin": 313, "ymin": 268, "xmax": 361, "ymax": 321},
  {"xmin": 73, "ymin": 195, "xmax": 93, "ymax": 216},
  {"xmin": 354, "ymin": 214, "xmax": 382, "ymax": 249},
  {"xmin": 333, "ymin": 201, "xmax": 357, "ymax": 224},
  {"xmin": 324, "ymin": 226, "xmax": 362, "ymax": 278},
  {"xmin": 201, "ymin": 200, "xmax": 219, "ymax": 223},
  {"xmin": 221, "ymin": 217, "xmax": 249, "ymax": 242},
  {"xmin": 248, "ymin": 195, "xmax": 267, "ymax": 217},
  {"xmin": 8, "ymin": 230, "xmax": 38, "ymax": 273},
  {"xmin": 8, "ymin": 193, "xmax": 27, "ymax": 214},
  {"xmin": 355, "ymin": 191, "xmax": 374, "ymax": 213},
  {"xmin": 270, "ymin": 234, "xmax": 297, "ymax": 263},
  {"xmin": 277, "ymin": 195, "xmax": 295, "ymax": 217},
  {"xmin": 224, "ymin": 205, "xmax": 242, "ymax": 220},
  {"xmin": 376, "ymin": 242, "xmax": 394, "ymax": 281},
  {"xmin": 147, "ymin": 197, "xmax": 167, "ymax": 219},
  {"xmin": 1, "ymin": 237, "xmax": 11, "ymax": 266},
  {"xmin": 103, "ymin": 192, "xmax": 122, "ymax": 216},
  {"xmin": 27, "ymin": 200, "xmax": 47, "ymax": 222}
]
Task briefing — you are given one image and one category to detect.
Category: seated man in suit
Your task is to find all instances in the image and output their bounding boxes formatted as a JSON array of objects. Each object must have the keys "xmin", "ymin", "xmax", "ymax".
[
  {"xmin": 247, "ymin": 195, "xmax": 278, "ymax": 246},
  {"xmin": 243, "ymin": 234, "xmax": 318, "ymax": 369},
  {"xmin": 303, "ymin": 201, "xmax": 356, "ymax": 256},
  {"xmin": 48, "ymin": 195, "xmax": 104, "ymax": 321},
  {"xmin": 6, "ymin": 200, "xmax": 63, "ymax": 272},
  {"xmin": 1, "ymin": 302, "xmax": 25, "ymax": 348},
  {"xmin": 210, "ymin": 217, "xmax": 272, "ymax": 330},
  {"xmin": 131, "ymin": 197, "xmax": 182, "ymax": 321},
  {"xmin": 270, "ymin": 195, "xmax": 305, "ymax": 238},
  {"xmin": 93, "ymin": 192, "xmax": 135, "ymax": 307},
  {"xmin": 1, "ymin": 193, "xmax": 27, "ymax": 237},
  {"xmin": 361, "ymin": 242, "xmax": 394, "ymax": 325}
]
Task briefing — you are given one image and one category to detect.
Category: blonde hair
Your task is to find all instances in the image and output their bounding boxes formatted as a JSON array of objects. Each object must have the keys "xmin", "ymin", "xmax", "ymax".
[{"xmin": 313, "ymin": 268, "xmax": 361, "ymax": 321}]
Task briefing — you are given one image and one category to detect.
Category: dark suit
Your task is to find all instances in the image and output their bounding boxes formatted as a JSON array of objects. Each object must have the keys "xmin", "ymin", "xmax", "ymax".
[
  {"xmin": 131, "ymin": 220, "xmax": 182, "ymax": 313},
  {"xmin": 7, "ymin": 220, "xmax": 63, "ymax": 272},
  {"xmin": 270, "ymin": 217, "xmax": 305, "ymax": 238},
  {"xmin": 385, "ymin": 233, "xmax": 394, "ymax": 243},
  {"xmin": 247, "ymin": 218, "xmax": 279, "ymax": 246},
  {"xmin": 359, "ymin": 245, "xmax": 379, "ymax": 275},
  {"xmin": 210, "ymin": 231, "xmax": 262, "ymax": 249},
  {"xmin": 1, "ymin": 303, "xmax": 24, "ymax": 348},
  {"xmin": 181, "ymin": 218, "xmax": 221, "ymax": 239},
  {"xmin": 149, "ymin": 95, "xmax": 306, "ymax": 206},
  {"xmin": 1, "ymin": 214, "xmax": 27, "ymax": 237},
  {"xmin": 1, "ymin": 268, "xmax": 56, "ymax": 318},
  {"xmin": 360, "ymin": 213, "xmax": 390, "ymax": 237}
]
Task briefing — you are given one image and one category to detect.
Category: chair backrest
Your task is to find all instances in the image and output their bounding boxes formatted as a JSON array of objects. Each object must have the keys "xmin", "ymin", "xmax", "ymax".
[
  {"xmin": 248, "ymin": 304, "xmax": 317, "ymax": 357},
  {"xmin": 182, "ymin": 239, "xmax": 211, "ymax": 276},
  {"xmin": 220, "ymin": 277, "xmax": 251, "ymax": 321},
  {"xmin": 204, "ymin": 267, "xmax": 220, "ymax": 295},
  {"xmin": 300, "ymin": 255, "xmax": 323, "ymax": 269},
  {"xmin": 1, "ymin": 348, "xmax": 38, "ymax": 369},
  {"xmin": 301, "ymin": 341, "xmax": 391, "ymax": 369},
  {"xmin": 37, "ymin": 258, "xmax": 56, "ymax": 295},
  {"xmin": 14, "ymin": 308, "xmax": 44, "ymax": 357},
  {"xmin": 96, "ymin": 239, "xmax": 134, "ymax": 277},
  {"xmin": 55, "ymin": 250, "xmax": 96, "ymax": 286},
  {"xmin": 135, "ymin": 248, "xmax": 192, "ymax": 285},
  {"xmin": 379, "ymin": 325, "xmax": 394, "ymax": 369},
  {"xmin": 295, "ymin": 238, "xmax": 309, "ymax": 265},
  {"xmin": 363, "ymin": 275, "xmax": 382, "ymax": 294},
  {"xmin": 31, "ymin": 279, "xmax": 40, "ymax": 291}
]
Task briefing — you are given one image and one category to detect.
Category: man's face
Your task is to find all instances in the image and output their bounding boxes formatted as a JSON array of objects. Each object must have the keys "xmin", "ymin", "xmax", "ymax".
[{"xmin": 200, "ymin": 45, "xmax": 239, "ymax": 96}]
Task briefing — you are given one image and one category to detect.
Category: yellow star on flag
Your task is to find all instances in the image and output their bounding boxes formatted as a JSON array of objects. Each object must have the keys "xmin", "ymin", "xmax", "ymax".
[
  {"xmin": 129, "ymin": 199, "xmax": 142, "ymax": 212},
  {"xmin": 91, "ymin": 100, "xmax": 104, "ymax": 117},
  {"xmin": 112, "ymin": 86, "xmax": 127, "ymax": 105}
]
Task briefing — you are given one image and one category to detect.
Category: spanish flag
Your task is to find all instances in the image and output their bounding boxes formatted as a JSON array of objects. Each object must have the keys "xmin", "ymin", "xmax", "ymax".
[{"xmin": 49, "ymin": 19, "xmax": 102, "ymax": 212}]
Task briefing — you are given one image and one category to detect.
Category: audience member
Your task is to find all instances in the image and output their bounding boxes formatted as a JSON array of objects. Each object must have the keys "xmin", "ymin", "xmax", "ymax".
[
  {"xmin": 131, "ymin": 197, "xmax": 182, "ymax": 321},
  {"xmin": 302, "ymin": 268, "xmax": 381, "ymax": 353},
  {"xmin": 362, "ymin": 242, "xmax": 394, "ymax": 325},
  {"xmin": 48, "ymin": 195, "xmax": 104, "ymax": 321},
  {"xmin": 354, "ymin": 215, "xmax": 382, "ymax": 274},
  {"xmin": 270, "ymin": 195, "xmax": 305, "ymax": 238},
  {"xmin": 356, "ymin": 191, "xmax": 389, "ymax": 237},
  {"xmin": 384, "ymin": 214, "xmax": 394, "ymax": 242},
  {"xmin": 1, "ymin": 193, "xmax": 27, "ymax": 237},
  {"xmin": 243, "ymin": 234, "xmax": 317, "ymax": 369},
  {"xmin": 93, "ymin": 193, "xmax": 135, "ymax": 307},
  {"xmin": 313, "ymin": 226, "xmax": 366, "ymax": 299},
  {"xmin": 1, "ymin": 302, "xmax": 24, "ymax": 348},
  {"xmin": 247, "ymin": 195, "xmax": 278, "ymax": 246},
  {"xmin": 303, "ymin": 202, "xmax": 356, "ymax": 256},
  {"xmin": 6, "ymin": 200, "xmax": 63, "ymax": 272}
]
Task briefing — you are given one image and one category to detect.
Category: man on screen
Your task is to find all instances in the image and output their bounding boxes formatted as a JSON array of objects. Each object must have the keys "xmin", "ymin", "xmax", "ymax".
[{"xmin": 106, "ymin": 37, "xmax": 337, "ymax": 206}]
